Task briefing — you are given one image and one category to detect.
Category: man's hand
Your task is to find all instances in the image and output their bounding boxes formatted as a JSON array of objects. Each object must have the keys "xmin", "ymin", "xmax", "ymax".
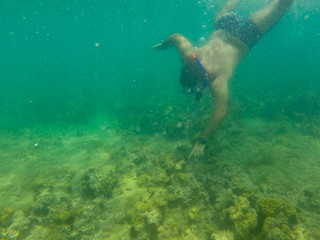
[
  {"xmin": 188, "ymin": 142, "xmax": 205, "ymax": 159},
  {"xmin": 152, "ymin": 42, "xmax": 169, "ymax": 50},
  {"xmin": 152, "ymin": 34, "xmax": 182, "ymax": 50},
  {"xmin": 152, "ymin": 37, "xmax": 176, "ymax": 50}
]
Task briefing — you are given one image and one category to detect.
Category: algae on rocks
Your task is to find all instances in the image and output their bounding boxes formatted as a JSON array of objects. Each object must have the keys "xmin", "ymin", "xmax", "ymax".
[{"xmin": 80, "ymin": 168, "xmax": 119, "ymax": 199}]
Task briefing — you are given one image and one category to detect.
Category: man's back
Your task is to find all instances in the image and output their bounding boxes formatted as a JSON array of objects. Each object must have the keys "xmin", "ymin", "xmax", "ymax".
[{"xmin": 195, "ymin": 29, "xmax": 249, "ymax": 83}]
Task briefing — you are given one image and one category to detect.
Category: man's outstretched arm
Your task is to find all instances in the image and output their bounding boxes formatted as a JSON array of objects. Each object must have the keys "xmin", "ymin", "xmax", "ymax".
[
  {"xmin": 153, "ymin": 33, "xmax": 194, "ymax": 65},
  {"xmin": 189, "ymin": 76, "xmax": 229, "ymax": 158},
  {"xmin": 202, "ymin": 77, "xmax": 229, "ymax": 141}
]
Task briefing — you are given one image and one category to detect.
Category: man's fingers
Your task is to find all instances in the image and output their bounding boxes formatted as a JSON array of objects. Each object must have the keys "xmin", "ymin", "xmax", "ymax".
[
  {"xmin": 152, "ymin": 43, "xmax": 163, "ymax": 49},
  {"xmin": 188, "ymin": 147, "xmax": 199, "ymax": 159}
]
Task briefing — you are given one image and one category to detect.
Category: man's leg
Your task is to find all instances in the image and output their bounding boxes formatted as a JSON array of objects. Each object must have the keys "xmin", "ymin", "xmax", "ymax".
[
  {"xmin": 249, "ymin": 0, "xmax": 294, "ymax": 34},
  {"xmin": 215, "ymin": 0, "xmax": 241, "ymax": 23}
]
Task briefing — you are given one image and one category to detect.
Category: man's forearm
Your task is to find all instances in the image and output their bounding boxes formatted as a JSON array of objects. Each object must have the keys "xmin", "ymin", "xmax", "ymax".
[
  {"xmin": 153, "ymin": 33, "xmax": 194, "ymax": 64},
  {"xmin": 200, "ymin": 77, "xmax": 229, "ymax": 142},
  {"xmin": 163, "ymin": 34, "xmax": 194, "ymax": 64},
  {"xmin": 161, "ymin": 33, "xmax": 181, "ymax": 48},
  {"xmin": 200, "ymin": 110, "xmax": 227, "ymax": 142}
]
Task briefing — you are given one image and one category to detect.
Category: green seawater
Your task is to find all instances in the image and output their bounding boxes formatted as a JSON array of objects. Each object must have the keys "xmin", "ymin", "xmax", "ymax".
[{"xmin": 0, "ymin": 0, "xmax": 320, "ymax": 239}]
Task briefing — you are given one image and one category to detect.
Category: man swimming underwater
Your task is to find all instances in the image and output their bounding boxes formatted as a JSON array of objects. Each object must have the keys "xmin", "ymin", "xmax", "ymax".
[{"xmin": 153, "ymin": 0, "xmax": 294, "ymax": 158}]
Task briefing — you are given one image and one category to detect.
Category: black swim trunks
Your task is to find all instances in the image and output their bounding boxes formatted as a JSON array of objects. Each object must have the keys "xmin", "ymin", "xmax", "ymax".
[{"xmin": 215, "ymin": 12, "xmax": 263, "ymax": 48}]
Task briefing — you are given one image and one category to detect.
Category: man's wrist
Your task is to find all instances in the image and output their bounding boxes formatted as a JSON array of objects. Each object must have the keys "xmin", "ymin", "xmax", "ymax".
[{"xmin": 197, "ymin": 137, "xmax": 207, "ymax": 145}]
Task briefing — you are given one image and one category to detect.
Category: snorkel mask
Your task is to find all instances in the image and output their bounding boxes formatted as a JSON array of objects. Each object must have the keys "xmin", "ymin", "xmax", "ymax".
[
  {"xmin": 180, "ymin": 53, "xmax": 208, "ymax": 101},
  {"xmin": 183, "ymin": 85, "xmax": 204, "ymax": 101}
]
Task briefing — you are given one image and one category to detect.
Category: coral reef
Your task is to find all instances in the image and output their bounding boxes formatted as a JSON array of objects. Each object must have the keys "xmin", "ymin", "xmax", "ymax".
[
  {"xmin": 0, "ymin": 207, "xmax": 15, "ymax": 228},
  {"xmin": 80, "ymin": 169, "xmax": 119, "ymax": 199},
  {"xmin": 0, "ymin": 151, "xmax": 312, "ymax": 240},
  {"xmin": 255, "ymin": 198, "xmax": 298, "ymax": 240},
  {"xmin": 225, "ymin": 196, "xmax": 258, "ymax": 240},
  {"xmin": 0, "ymin": 208, "xmax": 30, "ymax": 240},
  {"xmin": 0, "ymin": 112, "xmax": 319, "ymax": 239}
]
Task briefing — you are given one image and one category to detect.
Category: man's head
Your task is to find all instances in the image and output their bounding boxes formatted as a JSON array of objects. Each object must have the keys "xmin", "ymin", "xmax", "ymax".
[{"xmin": 180, "ymin": 63, "xmax": 205, "ymax": 101}]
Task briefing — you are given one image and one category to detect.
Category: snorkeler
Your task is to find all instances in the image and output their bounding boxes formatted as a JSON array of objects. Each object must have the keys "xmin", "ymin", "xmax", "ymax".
[{"xmin": 153, "ymin": 0, "xmax": 294, "ymax": 158}]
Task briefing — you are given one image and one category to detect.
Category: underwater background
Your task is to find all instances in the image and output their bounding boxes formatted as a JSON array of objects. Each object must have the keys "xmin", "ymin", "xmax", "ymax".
[{"xmin": 0, "ymin": 0, "xmax": 320, "ymax": 239}]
